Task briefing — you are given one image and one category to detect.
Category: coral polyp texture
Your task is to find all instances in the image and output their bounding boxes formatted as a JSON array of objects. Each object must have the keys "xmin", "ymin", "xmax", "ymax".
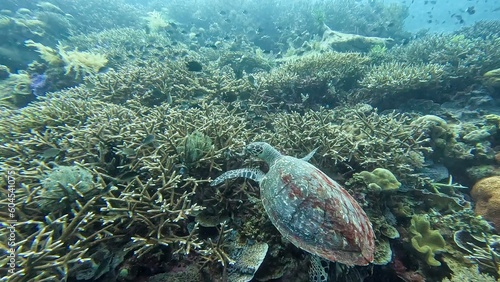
[{"xmin": 0, "ymin": 0, "xmax": 500, "ymax": 281}]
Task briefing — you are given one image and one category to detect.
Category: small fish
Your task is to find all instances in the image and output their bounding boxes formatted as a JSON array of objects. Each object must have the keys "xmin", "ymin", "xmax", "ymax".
[
  {"xmin": 186, "ymin": 61, "xmax": 203, "ymax": 72},
  {"xmin": 41, "ymin": 148, "xmax": 61, "ymax": 158},
  {"xmin": 117, "ymin": 171, "xmax": 139, "ymax": 182},
  {"xmin": 120, "ymin": 148, "xmax": 136, "ymax": 156},
  {"xmin": 142, "ymin": 134, "xmax": 156, "ymax": 145},
  {"xmin": 465, "ymin": 6, "xmax": 475, "ymax": 15},
  {"xmin": 205, "ymin": 43, "xmax": 218, "ymax": 49},
  {"xmin": 247, "ymin": 74, "xmax": 256, "ymax": 87},
  {"xmin": 165, "ymin": 92, "xmax": 172, "ymax": 104}
]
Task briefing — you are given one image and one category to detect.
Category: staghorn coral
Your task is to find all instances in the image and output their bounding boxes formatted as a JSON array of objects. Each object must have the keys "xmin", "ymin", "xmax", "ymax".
[
  {"xmin": 0, "ymin": 88, "xmax": 254, "ymax": 280},
  {"xmin": 259, "ymin": 104, "xmax": 429, "ymax": 177},
  {"xmin": 48, "ymin": 0, "xmax": 142, "ymax": 34},
  {"xmin": 387, "ymin": 30, "xmax": 500, "ymax": 85},
  {"xmin": 64, "ymin": 27, "xmax": 174, "ymax": 68},
  {"xmin": 254, "ymin": 51, "xmax": 370, "ymax": 108},
  {"xmin": 358, "ymin": 61, "xmax": 446, "ymax": 104}
]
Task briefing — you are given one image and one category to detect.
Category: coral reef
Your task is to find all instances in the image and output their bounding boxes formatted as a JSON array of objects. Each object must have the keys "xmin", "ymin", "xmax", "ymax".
[{"xmin": 1, "ymin": 0, "xmax": 500, "ymax": 281}]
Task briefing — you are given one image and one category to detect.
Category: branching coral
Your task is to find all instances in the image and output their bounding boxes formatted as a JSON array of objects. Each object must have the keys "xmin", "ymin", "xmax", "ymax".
[
  {"xmin": 255, "ymin": 51, "xmax": 370, "ymax": 106},
  {"xmin": 259, "ymin": 104, "xmax": 429, "ymax": 177},
  {"xmin": 359, "ymin": 61, "xmax": 446, "ymax": 101},
  {"xmin": 24, "ymin": 39, "xmax": 62, "ymax": 65},
  {"xmin": 57, "ymin": 43, "xmax": 107, "ymax": 78},
  {"xmin": 25, "ymin": 39, "xmax": 108, "ymax": 78},
  {"xmin": 0, "ymin": 89, "xmax": 254, "ymax": 280},
  {"xmin": 387, "ymin": 30, "xmax": 500, "ymax": 84}
]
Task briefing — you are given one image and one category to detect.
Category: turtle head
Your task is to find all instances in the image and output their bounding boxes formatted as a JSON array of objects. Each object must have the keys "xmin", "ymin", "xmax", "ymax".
[{"xmin": 245, "ymin": 142, "xmax": 281, "ymax": 164}]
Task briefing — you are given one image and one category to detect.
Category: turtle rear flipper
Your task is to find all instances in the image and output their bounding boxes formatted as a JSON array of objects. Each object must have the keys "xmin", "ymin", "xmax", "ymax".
[{"xmin": 210, "ymin": 168, "xmax": 264, "ymax": 186}]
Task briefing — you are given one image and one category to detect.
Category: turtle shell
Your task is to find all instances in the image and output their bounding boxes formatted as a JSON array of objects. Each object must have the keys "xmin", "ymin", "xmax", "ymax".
[{"xmin": 260, "ymin": 156, "xmax": 375, "ymax": 266}]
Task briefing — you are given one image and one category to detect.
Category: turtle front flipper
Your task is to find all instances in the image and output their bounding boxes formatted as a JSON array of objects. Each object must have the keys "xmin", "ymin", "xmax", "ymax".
[
  {"xmin": 301, "ymin": 147, "xmax": 319, "ymax": 162},
  {"xmin": 210, "ymin": 168, "xmax": 265, "ymax": 186}
]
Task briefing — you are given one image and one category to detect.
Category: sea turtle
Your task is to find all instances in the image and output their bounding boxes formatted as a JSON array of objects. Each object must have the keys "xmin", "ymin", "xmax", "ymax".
[{"xmin": 211, "ymin": 142, "xmax": 375, "ymax": 266}]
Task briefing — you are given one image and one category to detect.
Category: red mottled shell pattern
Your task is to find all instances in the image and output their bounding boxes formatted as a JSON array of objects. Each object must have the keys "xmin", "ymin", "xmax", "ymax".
[{"xmin": 260, "ymin": 156, "xmax": 375, "ymax": 266}]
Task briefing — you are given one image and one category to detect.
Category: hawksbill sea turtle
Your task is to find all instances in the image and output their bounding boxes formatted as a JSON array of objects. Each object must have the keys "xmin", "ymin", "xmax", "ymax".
[{"xmin": 211, "ymin": 142, "xmax": 375, "ymax": 266}]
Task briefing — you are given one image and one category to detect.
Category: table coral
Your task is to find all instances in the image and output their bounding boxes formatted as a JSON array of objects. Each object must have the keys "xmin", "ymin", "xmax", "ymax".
[{"xmin": 471, "ymin": 176, "xmax": 500, "ymax": 230}]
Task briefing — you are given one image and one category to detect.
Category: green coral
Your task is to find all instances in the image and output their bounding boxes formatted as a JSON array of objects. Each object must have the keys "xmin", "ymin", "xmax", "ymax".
[
  {"xmin": 410, "ymin": 215, "xmax": 446, "ymax": 267},
  {"xmin": 367, "ymin": 44, "xmax": 388, "ymax": 64},
  {"xmin": 37, "ymin": 165, "xmax": 103, "ymax": 212},
  {"xmin": 355, "ymin": 168, "xmax": 401, "ymax": 191},
  {"xmin": 183, "ymin": 130, "xmax": 213, "ymax": 168}
]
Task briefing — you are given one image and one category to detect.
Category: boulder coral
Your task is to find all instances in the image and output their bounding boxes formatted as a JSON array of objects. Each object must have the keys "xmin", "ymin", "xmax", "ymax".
[{"xmin": 471, "ymin": 176, "xmax": 500, "ymax": 229}]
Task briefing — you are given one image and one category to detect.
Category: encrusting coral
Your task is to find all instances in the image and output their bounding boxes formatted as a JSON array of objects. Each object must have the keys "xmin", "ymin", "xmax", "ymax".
[
  {"xmin": 409, "ymin": 215, "xmax": 446, "ymax": 267},
  {"xmin": 354, "ymin": 168, "xmax": 401, "ymax": 191}
]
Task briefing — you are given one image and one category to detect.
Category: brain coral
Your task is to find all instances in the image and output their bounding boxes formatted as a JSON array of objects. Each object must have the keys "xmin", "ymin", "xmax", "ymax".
[{"xmin": 471, "ymin": 176, "xmax": 500, "ymax": 229}]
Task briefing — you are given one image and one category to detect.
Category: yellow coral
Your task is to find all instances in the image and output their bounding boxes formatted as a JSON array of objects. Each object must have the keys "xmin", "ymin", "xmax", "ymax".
[
  {"xmin": 25, "ymin": 39, "xmax": 62, "ymax": 65},
  {"xmin": 145, "ymin": 10, "xmax": 169, "ymax": 32},
  {"xmin": 57, "ymin": 43, "xmax": 108, "ymax": 78},
  {"xmin": 483, "ymin": 68, "xmax": 500, "ymax": 87}
]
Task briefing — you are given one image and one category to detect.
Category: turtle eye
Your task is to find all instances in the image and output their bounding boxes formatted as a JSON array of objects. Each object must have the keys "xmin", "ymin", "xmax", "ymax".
[{"xmin": 245, "ymin": 144, "xmax": 260, "ymax": 156}]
